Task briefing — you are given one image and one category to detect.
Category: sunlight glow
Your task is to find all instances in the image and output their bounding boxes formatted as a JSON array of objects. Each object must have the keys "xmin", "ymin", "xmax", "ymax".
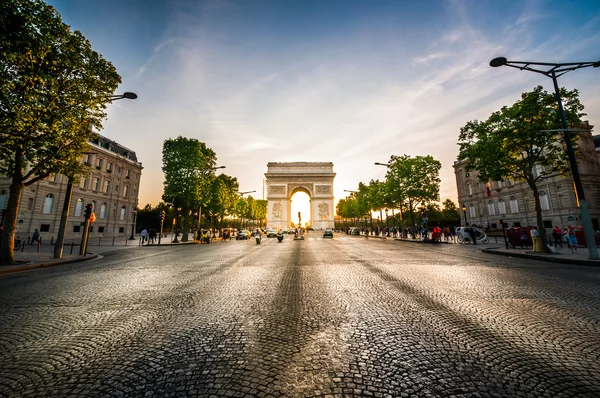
[{"xmin": 290, "ymin": 191, "xmax": 311, "ymax": 228}]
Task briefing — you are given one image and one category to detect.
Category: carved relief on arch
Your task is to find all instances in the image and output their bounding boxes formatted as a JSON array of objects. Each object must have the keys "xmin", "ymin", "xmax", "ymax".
[
  {"xmin": 269, "ymin": 185, "xmax": 286, "ymax": 195},
  {"xmin": 287, "ymin": 183, "xmax": 313, "ymax": 197}
]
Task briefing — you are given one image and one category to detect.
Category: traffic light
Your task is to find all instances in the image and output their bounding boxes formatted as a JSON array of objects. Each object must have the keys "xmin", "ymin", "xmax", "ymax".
[
  {"xmin": 84, "ymin": 204, "xmax": 93, "ymax": 219},
  {"xmin": 160, "ymin": 211, "xmax": 165, "ymax": 221}
]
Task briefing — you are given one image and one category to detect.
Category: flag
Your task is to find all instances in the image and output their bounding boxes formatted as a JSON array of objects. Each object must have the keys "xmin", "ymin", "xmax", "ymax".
[{"xmin": 486, "ymin": 182, "xmax": 492, "ymax": 198}]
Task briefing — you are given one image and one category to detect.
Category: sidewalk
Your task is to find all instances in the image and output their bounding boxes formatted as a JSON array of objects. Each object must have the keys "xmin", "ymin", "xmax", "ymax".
[
  {"xmin": 0, "ymin": 233, "xmax": 200, "ymax": 276},
  {"xmin": 481, "ymin": 245, "xmax": 600, "ymax": 266}
]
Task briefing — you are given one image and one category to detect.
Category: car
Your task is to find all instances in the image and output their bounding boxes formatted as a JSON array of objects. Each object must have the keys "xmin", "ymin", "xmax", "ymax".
[
  {"xmin": 266, "ymin": 228, "xmax": 277, "ymax": 238},
  {"xmin": 323, "ymin": 228, "xmax": 333, "ymax": 238},
  {"xmin": 236, "ymin": 230, "xmax": 251, "ymax": 240},
  {"xmin": 287, "ymin": 229, "xmax": 296, "ymax": 234},
  {"xmin": 349, "ymin": 227, "xmax": 361, "ymax": 235}
]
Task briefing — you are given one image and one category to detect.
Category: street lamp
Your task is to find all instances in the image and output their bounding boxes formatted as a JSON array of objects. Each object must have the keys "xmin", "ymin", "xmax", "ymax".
[
  {"xmin": 173, "ymin": 207, "xmax": 182, "ymax": 243},
  {"xmin": 462, "ymin": 204, "xmax": 468, "ymax": 226},
  {"xmin": 129, "ymin": 209, "xmax": 137, "ymax": 240},
  {"xmin": 53, "ymin": 92, "xmax": 137, "ymax": 258},
  {"xmin": 490, "ymin": 56, "xmax": 599, "ymax": 259}
]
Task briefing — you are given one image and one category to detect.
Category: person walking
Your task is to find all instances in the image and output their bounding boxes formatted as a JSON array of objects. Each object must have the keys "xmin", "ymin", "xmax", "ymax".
[
  {"xmin": 551, "ymin": 227, "xmax": 563, "ymax": 248},
  {"xmin": 31, "ymin": 229, "xmax": 40, "ymax": 245},
  {"xmin": 140, "ymin": 228, "xmax": 148, "ymax": 245},
  {"xmin": 530, "ymin": 226, "xmax": 541, "ymax": 252},
  {"xmin": 567, "ymin": 227, "xmax": 578, "ymax": 254}
]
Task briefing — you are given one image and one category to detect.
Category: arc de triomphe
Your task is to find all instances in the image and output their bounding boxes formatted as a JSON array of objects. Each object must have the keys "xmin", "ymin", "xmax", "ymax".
[{"xmin": 265, "ymin": 162, "xmax": 335, "ymax": 229}]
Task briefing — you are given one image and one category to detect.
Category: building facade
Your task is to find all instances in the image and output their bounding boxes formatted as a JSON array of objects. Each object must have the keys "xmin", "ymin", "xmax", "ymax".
[
  {"xmin": 453, "ymin": 122, "xmax": 600, "ymax": 231},
  {"xmin": 0, "ymin": 134, "xmax": 143, "ymax": 242}
]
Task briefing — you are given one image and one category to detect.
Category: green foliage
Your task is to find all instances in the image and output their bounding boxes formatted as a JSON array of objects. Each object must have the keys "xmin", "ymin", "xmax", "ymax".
[
  {"xmin": 441, "ymin": 199, "xmax": 459, "ymax": 221},
  {"xmin": 0, "ymin": 0, "xmax": 121, "ymax": 264},
  {"xmin": 161, "ymin": 136, "xmax": 217, "ymax": 208},
  {"xmin": 457, "ymin": 85, "xmax": 582, "ymax": 185}
]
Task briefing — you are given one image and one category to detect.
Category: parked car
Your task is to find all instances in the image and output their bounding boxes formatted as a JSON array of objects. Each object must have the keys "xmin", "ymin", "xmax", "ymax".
[
  {"xmin": 236, "ymin": 229, "xmax": 251, "ymax": 240},
  {"xmin": 349, "ymin": 227, "xmax": 361, "ymax": 235},
  {"xmin": 266, "ymin": 228, "xmax": 277, "ymax": 238},
  {"xmin": 323, "ymin": 228, "xmax": 333, "ymax": 238}
]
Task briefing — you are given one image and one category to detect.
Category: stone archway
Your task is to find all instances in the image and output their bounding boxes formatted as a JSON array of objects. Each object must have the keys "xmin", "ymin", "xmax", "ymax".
[{"xmin": 265, "ymin": 162, "xmax": 335, "ymax": 229}]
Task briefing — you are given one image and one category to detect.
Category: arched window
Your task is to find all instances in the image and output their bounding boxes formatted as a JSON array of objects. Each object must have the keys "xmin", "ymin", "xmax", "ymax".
[
  {"xmin": 100, "ymin": 203, "xmax": 107, "ymax": 219},
  {"xmin": 42, "ymin": 193, "xmax": 54, "ymax": 214},
  {"xmin": 510, "ymin": 196, "xmax": 519, "ymax": 213},
  {"xmin": 120, "ymin": 206, "xmax": 126, "ymax": 220},
  {"xmin": 498, "ymin": 199, "xmax": 507, "ymax": 214},
  {"xmin": 0, "ymin": 190, "xmax": 7, "ymax": 210},
  {"xmin": 75, "ymin": 198, "xmax": 84, "ymax": 216},
  {"xmin": 487, "ymin": 201, "xmax": 496, "ymax": 216},
  {"xmin": 539, "ymin": 191, "xmax": 550, "ymax": 211}
]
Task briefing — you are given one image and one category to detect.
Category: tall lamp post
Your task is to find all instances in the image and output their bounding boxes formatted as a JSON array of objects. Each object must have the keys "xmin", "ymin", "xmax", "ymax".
[
  {"xmin": 462, "ymin": 204, "xmax": 468, "ymax": 226},
  {"xmin": 54, "ymin": 92, "xmax": 137, "ymax": 258},
  {"xmin": 129, "ymin": 209, "xmax": 137, "ymax": 240},
  {"xmin": 490, "ymin": 57, "xmax": 599, "ymax": 259}
]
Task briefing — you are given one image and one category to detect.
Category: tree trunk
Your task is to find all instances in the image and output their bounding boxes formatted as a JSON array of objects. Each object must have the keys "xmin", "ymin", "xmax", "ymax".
[
  {"xmin": 181, "ymin": 204, "xmax": 189, "ymax": 242},
  {"xmin": 530, "ymin": 181, "xmax": 550, "ymax": 253},
  {"xmin": 0, "ymin": 149, "xmax": 25, "ymax": 265}
]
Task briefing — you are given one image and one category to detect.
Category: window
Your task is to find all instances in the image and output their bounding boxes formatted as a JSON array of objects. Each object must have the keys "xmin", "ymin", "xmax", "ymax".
[
  {"xmin": 40, "ymin": 224, "xmax": 50, "ymax": 232},
  {"xmin": 115, "ymin": 184, "xmax": 119, "ymax": 193},
  {"xmin": 498, "ymin": 199, "xmax": 507, "ymax": 215},
  {"xmin": 85, "ymin": 154, "xmax": 92, "ymax": 164},
  {"xmin": 27, "ymin": 198, "xmax": 34, "ymax": 211},
  {"xmin": 119, "ymin": 227, "xmax": 125, "ymax": 233},
  {"xmin": 96, "ymin": 158, "xmax": 103, "ymax": 170},
  {"xmin": 120, "ymin": 206, "xmax": 126, "ymax": 220},
  {"xmin": 73, "ymin": 225, "xmax": 81, "ymax": 233},
  {"xmin": 533, "ymin": 164, "xmax": 544, "ymax": 178},
  {"xmin": 103, "ymin": 180, "xmax": 111, "ymax": 193},
  {"xmin": 539, "ymin": 191, "xmax": 550, "ymax": 211},
  {"xmin": 0, "ymin": 190, "xmax": 7, "ymax": 210},
  {"xmin": 467, "ymin": 184, "xmax": 473, "ymax": 195},
  {"xmin": 92, "ymin": 201, "xmax": 96, "ymax": 211},
  {"xmin": 469, "ymin": 204, "xmax": 476, "ymax": 218},
  {"xmin": 89, "ymin": 226, "xmax": 94, "ymax": 233},
  {"xmin": 42, "ymin": 193, "xmax": 54, "ymax": 214},
  {"xmin": 52, "ymin": 174, "xmax": 60, "ymax": 183},
  {"xmin": 125, "ymin": 169, "xmax": 131, "ymax": 178},
  {"xmin": 98, "ymin": 226, "xmax": 105, "ymax": 233},
  {"xmin": 510, "ymin": 196, "xmax": 519, "ymax": 213},
  {"xmin": 75, "ymin": 199, "xmax": 84, "ymax": 216},
  {"xmin": 117, "ymin": 166, "xmax": 122, "ymax": 175},
  {"xmin": 79, "ymin": 175, "xmax": 87, "ymax": 189},
  {"xmin": 100, "ymin": 203, "xmax": 107, "ymax": 219},
  {"xmin": 107, "ymin": 162, "xmax": 113, "ymax": 173},
  {"xmin": 93, "ymin": 177, "xmax": 100, "ymax": 191},
  {"xmin": 487, "ymin": 201, "xmax": 496, "ymax": 216},
  {"xmin": 123, "ymin": 185, "xmax": 129, "ymax": 198}
]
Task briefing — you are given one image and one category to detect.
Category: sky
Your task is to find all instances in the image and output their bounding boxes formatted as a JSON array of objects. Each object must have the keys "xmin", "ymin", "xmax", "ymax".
[{"xmin": 47, "ymin": 0, "xmax": 600, "ymax": 212}]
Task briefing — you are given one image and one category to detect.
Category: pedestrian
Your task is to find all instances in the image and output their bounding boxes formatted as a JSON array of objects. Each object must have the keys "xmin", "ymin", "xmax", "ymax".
[
  {"xmin": 149, "ymin": 229, "xmax": 156, "ymax": 244},
  {"xmin": 551, "ymin": 227, "xmax": 563, "ymax": 248},
  {"xmin": 140, "ymin": 228, "xmax": 148, "ymax": 245},
  {"xmin": 567, "ymin": 227, "xmax": 578, "ymax": 254},
  {"xmin": 530, "ymin": 226, "xmax": 541, "ymax": 252},
  {"xmin": 31, "ymin": 228, "xmax": 40, "ymax": 245}
]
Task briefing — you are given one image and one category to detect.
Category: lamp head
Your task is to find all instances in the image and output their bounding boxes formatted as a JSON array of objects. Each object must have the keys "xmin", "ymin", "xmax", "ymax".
[
  {"xmin": 462, "ymin": 204, "xmax": 467, "ymax": 212},
  {"xmin": 123, "ymin": 92, "xmax": 138, "ymax": 99},
  {"xmin": 593, "ymin": 61, "xmax": 600, "ymax": 68},
  {"xmin": 490, "ymin": 57, "xmax": 508, "ymax": 67}
]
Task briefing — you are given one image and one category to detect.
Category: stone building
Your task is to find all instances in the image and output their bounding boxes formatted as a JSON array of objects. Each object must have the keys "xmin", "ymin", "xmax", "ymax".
[
  {"xmin": 0, "ymin": 134, "xmax": 143, "ymax": 242},
  {"xmin": 453, "ymin": 122, "xmax": 600, "ymax": 231}
]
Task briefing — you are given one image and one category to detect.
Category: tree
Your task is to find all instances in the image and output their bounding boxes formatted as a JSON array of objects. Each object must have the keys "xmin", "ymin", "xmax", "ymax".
[
  {"xmin": 441, "ymin": 199, "xmax": 459, "ymax": 223},
  {"xmin": 458, "ymin": 85, "xmax": 583, "ymax": 251},
  {"xmin": 205, "ymin": 174, "xmax": 239, "ymax": 229},
  {"xmin": 162, "ymin": 137, "xmax": 217, "ymax": 241},
  {"xmin": 385, "ymin": 155, "xmax": 441, "ymax": 232},
  {"xmin": 0, "ymin": 0, "xmax": 121, "ymax": 264}
]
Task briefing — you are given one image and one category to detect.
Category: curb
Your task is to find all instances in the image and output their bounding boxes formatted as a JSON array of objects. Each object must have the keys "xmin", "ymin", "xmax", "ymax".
[
  {"xmin": 481, "ymin": 248, "xmax": 600, "ymax": 266},
  {"xmin": 0, "ymin": 253, "xmax": 99, "ymax": 276}
]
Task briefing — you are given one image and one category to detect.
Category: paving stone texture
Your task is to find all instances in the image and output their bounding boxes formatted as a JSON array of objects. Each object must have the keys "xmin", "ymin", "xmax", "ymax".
[{"xmin": 0, "ymin": 234, "xmax": 599, "ymax": 397}]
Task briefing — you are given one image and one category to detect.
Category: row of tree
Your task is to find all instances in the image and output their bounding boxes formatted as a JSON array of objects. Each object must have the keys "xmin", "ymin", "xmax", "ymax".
[
  {"xmin": 458, "ymin": 85, "xmax": 585, "ymax": 251},
  {"xmin": 336, "ymin": 154, "xmax": 460, "ymax": 229},
  {"xmin": 157, "ymin": 136, "xmax": 266, "ymax": 238}
]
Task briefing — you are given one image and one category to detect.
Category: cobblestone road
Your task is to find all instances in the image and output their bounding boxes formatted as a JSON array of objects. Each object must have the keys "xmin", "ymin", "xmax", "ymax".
[{"xmin": 1, "ymin": 234, "xmax": 599, "ymax": 397}]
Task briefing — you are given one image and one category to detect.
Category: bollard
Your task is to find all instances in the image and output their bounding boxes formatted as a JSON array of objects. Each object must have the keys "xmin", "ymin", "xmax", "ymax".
[
  {"xmin": 37, "ymin": 241, "xmax": 41, "ymax": 253},
  {"xmin": 112, "ymin": 237, "xmax": 115, "ymax": 246},
  {"xmin": 70, "ymin": 242, "xmax": 74, "ymax": 255},
  {"xmin": 51, "ymin": 236, "xmax": 54, "ymax": 245},
  {"xmin": 27, "ymin": 236, "xmax": 30, "ymax": 245},
  {"xmin": 22, "ymin": 242, "xmax": 25, "ymax": 252},
  {"xmin": 125, "ymin": 237, "xmax": 128, "ymax": 246}
]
